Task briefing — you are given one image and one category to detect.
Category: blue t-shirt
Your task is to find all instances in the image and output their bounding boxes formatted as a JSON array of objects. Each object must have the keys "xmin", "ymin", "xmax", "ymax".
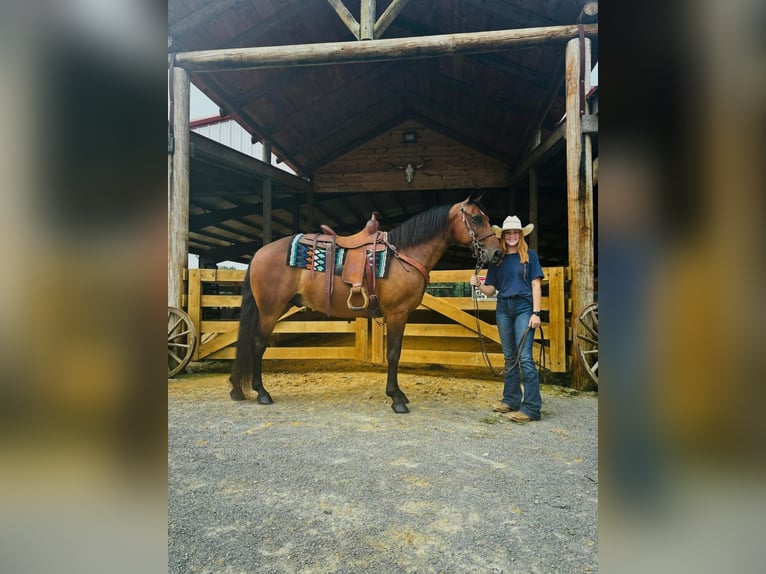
[{"xmin": 484, "ymin": 250, "xmax": 544, "ymax": 302}]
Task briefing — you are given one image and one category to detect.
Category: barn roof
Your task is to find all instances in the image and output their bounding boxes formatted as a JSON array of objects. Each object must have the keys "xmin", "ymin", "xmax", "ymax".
[{"xmin": 168, "ymin": 0, "xmax": 598, "ymax": 268}]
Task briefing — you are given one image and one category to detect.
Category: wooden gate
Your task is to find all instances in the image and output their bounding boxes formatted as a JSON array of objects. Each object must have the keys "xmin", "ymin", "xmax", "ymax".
[
  {"xmin": 372, "ymin": 268, "xmax": 567, "ymax": 372},
  {"xmin": 183, "ymin": 267, "xmax": 568, "ymax": 372}
]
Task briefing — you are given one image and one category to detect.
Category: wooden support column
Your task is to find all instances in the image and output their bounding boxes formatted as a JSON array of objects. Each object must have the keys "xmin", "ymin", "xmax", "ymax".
[
  {"xmin": 565, "ymin": 36, "xmax": 594, "ymax": 388},
  {"xmin": 168, "ymin": 66, "xmax": 190, "ymax": 308},
  {"xmin": 261, "ymin": 140, "xmax": 273, "ymax": 244},
  {"xmin": 360, "ymin": 0, "xmax": 375, "ymax": 40},
  {"xmin": 307, "ymin": 187, "xmax": 315, "ymax": 232},
  {"xmin": 529, "ymin": 129, "xmax": 541, "ymax": 252}
]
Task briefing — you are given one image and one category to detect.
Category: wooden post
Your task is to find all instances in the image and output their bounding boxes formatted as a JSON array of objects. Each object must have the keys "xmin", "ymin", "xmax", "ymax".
[
  {"xmin": 355, "ymin": 317, "xmax": 369, "ymax": 361},
  {"xmin": 307, "ymin": 186, "xmax": 315, "ymax": 232},
  {"xmin": 546, "ymin": 267, "xmax": 567, "ymax": 372},
  {"xmin": 565, "ymin": 36, "xmax": 594, "ymax": 388},
  {"xmin": 168, "ymin": 66, "xmax": 190, "ymax": 308},
  {"xmin": 174, "ymin": 25, "xmax": 598, "ymax": 71},
  {"xmin": 187, "ymin": 269, "xmax": 202, "ymax": 360},
  {"xmin": 529, "ymin": 128, "xmax": 541, "ymax": 252},
  {"xmin": 360, "ymin": 0, "xmax": 375, "ymax": 40},
  {"xmin": 261, "ymin": 140, "xmax": 272, "ymax": 244}
]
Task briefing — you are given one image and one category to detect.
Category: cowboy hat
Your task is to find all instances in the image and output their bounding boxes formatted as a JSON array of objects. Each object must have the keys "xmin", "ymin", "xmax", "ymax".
[{"xmin": 492, "ymin": 215, "xmax": 534, "ymax": 237}]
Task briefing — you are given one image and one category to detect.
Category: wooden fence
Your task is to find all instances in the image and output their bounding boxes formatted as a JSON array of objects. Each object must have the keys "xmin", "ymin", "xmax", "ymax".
[{"xmin": 183, "ymin": 267, "xmax": 569, "ymax": 373}]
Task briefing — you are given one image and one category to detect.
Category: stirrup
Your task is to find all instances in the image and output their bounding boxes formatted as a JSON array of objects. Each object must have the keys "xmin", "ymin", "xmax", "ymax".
[{"xmin": 346, "ymin": 286, "xmax": 369, "ymax": 311}]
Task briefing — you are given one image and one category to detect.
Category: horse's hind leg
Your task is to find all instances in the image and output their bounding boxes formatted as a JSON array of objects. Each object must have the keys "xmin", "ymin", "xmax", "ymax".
[
  {"xmin": 384, "ymin": 316, "xmax": 410, "ymax": 414},
  {"xmin": 229, "ymin": 271, "xmax": 276, "ymax": 404},
  {"xmin": 248, "ymin": 304, "xmax": 288, "ymax": 404}
]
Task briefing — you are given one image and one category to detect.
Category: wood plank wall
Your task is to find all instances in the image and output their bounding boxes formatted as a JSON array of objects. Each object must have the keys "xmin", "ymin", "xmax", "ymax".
[{"xmin": 314, "ymin": 121, "xmax": 509, "ymax": 193}]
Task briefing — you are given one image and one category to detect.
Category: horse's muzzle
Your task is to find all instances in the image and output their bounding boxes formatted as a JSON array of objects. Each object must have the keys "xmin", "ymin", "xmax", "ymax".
[{"xmin": 486, "ymin": 248, "xmax": 503, "ymax": 266}]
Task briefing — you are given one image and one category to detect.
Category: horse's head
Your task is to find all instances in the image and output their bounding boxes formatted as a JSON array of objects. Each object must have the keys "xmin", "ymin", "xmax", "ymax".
[{"xmin": 452, "ymin": 199, "xmax": 503, "ymax": 266}]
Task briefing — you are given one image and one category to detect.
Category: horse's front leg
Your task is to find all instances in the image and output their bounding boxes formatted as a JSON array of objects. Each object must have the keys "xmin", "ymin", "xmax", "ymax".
[{"xmin": 384, "ymin": 317, "xmax": 410, "ymax": 413}]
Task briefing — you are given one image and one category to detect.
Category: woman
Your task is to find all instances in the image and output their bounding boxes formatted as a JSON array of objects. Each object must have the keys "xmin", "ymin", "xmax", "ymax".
[{"xmin": 471, "ymin": 215, "xmax": 544, "ymax": 422}]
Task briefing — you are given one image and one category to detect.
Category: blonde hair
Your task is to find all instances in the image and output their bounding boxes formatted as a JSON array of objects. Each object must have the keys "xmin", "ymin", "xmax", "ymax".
[{"xmin": 501, "ymin": 231, "xmax": 530, "ymax": 264}]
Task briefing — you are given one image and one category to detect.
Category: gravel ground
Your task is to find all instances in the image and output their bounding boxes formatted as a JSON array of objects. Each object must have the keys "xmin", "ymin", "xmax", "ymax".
[{"xmin": 168, "ymin": 362, "xmax": 598, "ymax": 573}]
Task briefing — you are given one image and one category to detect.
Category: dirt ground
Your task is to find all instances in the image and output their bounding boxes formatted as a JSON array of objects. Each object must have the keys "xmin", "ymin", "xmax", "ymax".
[{"xmin": 169, "ymin": 360, "xmax": 598, "ymax": 573}]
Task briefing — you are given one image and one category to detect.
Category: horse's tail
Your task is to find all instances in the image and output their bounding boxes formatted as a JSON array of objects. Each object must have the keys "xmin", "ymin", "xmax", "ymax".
[{"xmin": 229, "ymin": 265, "xmax": 259, "ymax": 395}]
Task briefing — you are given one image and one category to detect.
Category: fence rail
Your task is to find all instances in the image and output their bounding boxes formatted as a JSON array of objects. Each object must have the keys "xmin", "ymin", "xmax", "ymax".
[{"xmin": 183, "ymin": 267, "xmax": 570, "ymax": 373}]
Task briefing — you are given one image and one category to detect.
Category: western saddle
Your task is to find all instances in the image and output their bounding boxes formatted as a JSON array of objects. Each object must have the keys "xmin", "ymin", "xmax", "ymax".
[{"xmin": 298, "ymin": 212, "xmax": 385, "ymax": 316}]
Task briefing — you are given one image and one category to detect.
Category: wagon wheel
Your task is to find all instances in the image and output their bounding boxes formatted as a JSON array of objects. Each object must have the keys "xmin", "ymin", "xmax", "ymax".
[
  {"xmin": 168, "ymin": 306, "xmax": 196, "ymax": 378},
  {"xmin": 575, "ymin": 302, "xmax": 598, "ymax": 386}
]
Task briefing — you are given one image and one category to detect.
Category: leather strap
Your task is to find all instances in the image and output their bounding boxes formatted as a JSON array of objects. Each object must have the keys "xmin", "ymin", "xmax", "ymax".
[{"xmin": 394, "ymin": 252, "xmax": 430, "ymax": 285}]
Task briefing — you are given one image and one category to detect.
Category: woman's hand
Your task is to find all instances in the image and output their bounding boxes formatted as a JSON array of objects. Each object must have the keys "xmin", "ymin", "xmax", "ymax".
[
  {"xmin": 529, "ymin": 313, "xmax": 542, "ymax": 329},
  {"xmin": 469, "ymin": 275, "xmax": 481, "ymax": 287}
]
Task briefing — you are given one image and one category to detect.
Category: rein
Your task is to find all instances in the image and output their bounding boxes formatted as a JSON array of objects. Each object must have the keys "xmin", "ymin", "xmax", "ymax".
[{"xmin": 471, "ymin": 257, "xmax": 547, "ymax": 380}]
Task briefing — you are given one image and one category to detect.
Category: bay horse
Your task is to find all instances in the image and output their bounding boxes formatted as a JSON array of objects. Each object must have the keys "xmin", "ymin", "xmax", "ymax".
[{"xmin": 229, "ymin": 196, "xmax": 503, "ymax": 413}]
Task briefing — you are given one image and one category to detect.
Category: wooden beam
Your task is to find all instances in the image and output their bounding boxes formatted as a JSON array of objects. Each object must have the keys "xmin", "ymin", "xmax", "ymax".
[
  {"xmin": 374, "ymin": 0, "xmax": 410, "ymax": 38},
  {"xmin": 360, "ymin": 0, "xmax": 375, "ymax": 40},
  {"xmin": 175, "ymin": 24, "xmax": 598, "ymax": 71},
  {"xmin": 261, "ymin": 140, "xmax": 273, "ymax": 246},
  {"xmin": 169, "ymin": 66, "xmax": 190, "ymax": 308},
  {"xmin": 388, "ymin": 15, "xmax": 551, "ymax": 89},
  {"xmin": 190, "ymin": 132, "xmax": 311, "ymax": 193},
  {"xmin": 208, "ymin": 241, "xmax": 262, "ymax": 263},
  {"xmin": 261, "ymin": 62, "xmax": 396, "ymax": 136},
  {"xmin": 170, "ymin": 0, "xmax": 245, "ymax": 40},
  {"xmin": 519, "ymin": 47, "xmax": 566, "ymax": 153},
  {"xmin": 509, "ymin": 122, "xmax": 567, "ymax": 184},
  {"xmin": 528, "ymin": 128, "xmax": 540, "ymax": 252},
  {"xmin": 326, "ymin": 0, "xmax": 360, "ymax": 40},
  {"xmin": 565, "ymin": 36, "xmax": 594, "ymax": 389}
]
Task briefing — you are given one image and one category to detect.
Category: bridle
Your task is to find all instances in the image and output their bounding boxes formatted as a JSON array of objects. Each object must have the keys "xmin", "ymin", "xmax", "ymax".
[
  {"xmin": 459, "ymin": 202, "xmax": 496, "ymax": 262},
  {"xmin": 461, "ymin": 201, "xmax": 547, "ymax": 380}
]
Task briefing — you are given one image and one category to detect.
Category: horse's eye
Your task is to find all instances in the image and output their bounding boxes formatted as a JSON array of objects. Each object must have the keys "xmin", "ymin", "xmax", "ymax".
[{"xmin": 472, "ymin": 215, "xmax": 483, "ymax": 225}]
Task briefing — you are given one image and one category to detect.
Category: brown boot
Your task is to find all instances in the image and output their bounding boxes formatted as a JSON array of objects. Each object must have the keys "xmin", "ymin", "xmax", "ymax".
[
  {"xmin": 493, "ymin": 403, "xmax": 516, "ymax": 413},
  {"xmin": 507, "ymin": 411, "xmax": 531, "ymax": 423}
]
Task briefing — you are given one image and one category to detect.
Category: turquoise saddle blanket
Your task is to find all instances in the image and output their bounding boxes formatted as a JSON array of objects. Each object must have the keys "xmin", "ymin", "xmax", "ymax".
[{"xmin": 286, "ymin": 234, "xmax": 390, "ymax": 277}]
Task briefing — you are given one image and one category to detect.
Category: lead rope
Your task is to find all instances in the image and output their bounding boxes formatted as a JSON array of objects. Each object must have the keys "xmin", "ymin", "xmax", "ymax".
[
  {"xmin": 472, "ymin": 257, "xmax": 504, "ymax": 377},
  {"xmin": 471, "ymin": 255, "xmax": 547, "ymax": 381}
]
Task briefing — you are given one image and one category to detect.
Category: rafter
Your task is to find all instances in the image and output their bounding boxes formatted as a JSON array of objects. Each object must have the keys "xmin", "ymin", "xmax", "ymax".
[{"xmin": 326, "ymin": 0, "xmax": 360, "ymax": 40}]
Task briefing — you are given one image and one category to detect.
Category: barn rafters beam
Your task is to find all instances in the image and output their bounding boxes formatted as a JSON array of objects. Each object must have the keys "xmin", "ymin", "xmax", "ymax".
[
  {"xmin": 409, "ymin": 62, "xmax": 544, "ymax": 119},
  {"xmin": 407, "ymin": 102, "xmax": 514, "ymax": 164},
  {"xmin": 170, "ymin": 0, "xmax": 246, "ymax": 42},
  {"xmin": 207, "ymin": 241, "xmax": 263, "ymax": 263},
  {"xmin": 232, "ymin": 69, "xmax": 303, "ymax": 108},
  {"xmin": 173, "ymin": 1, "xmax": 302, "ymax": 51},
  {"xmin": 190, "ymin": 72, "xmax": 308, "ymax": 175},
  {"xmin": 260, "ymin": 62, "xmax": 397, "ymax": 136},
  {"xmin": 301, "ymin": 104, "xmax": 411, "ymax": 173},
  {"xmin": 292, "ymin": 93, "xmax": 408, "ymax": 167},
  {"xmin": 374, "ymin": 0, "xmax": 411, "ymax": 39},
  {"xmin": 462, "ymin": 0, "xmax": 560, "ymax": 28},
  {"xmin": 325, "ymin": 0, "xmax": 411, "ymax": 41},
  {"xmin": 190, "ymin": 132, "xmax": 311, "ymax": 193},
  {"xmin": 326, "ymin": 0, "xmax": 361, "ymax": 40},
  {"xmin": 174, "ymin": 24, "xmax": 598, "ymax": 71},
  {"xmin": 389, "ymin": 16, "xmax": 553, "ymax": 89}
]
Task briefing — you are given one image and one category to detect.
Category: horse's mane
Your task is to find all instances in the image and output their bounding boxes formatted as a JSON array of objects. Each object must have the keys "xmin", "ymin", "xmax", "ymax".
[
  {"xmin": 386, "ymin": 199, "xmax": 487, "ymax": 250},
  {"xmin": 386, "ymin": 204, "xmax": 451, "ymax": 250}
]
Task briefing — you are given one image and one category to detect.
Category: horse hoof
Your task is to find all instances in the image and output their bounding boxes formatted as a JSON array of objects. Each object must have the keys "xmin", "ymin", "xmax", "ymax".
[
  {"xmin": 230, "ymin": 390, "xmax": 245, "ymax": 401},
  {"xmin": 391, "ymin": 403, "xmax": 409, "ymax": 414},
  {"xmin": 257, "ymin": 394, "xmax": 273, "ymax": 405}
]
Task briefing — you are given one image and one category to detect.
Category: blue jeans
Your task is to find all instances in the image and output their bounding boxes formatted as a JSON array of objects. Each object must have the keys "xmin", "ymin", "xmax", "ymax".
[{"xmin": 496, "ymin": 297, "xmax": 542, "ymax": 419}]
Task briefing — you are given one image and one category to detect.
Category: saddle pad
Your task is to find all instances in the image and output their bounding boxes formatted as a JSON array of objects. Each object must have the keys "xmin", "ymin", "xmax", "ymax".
[{"xmin": 286, "ymin": 234, "xmax": 390, "ymax": 277}]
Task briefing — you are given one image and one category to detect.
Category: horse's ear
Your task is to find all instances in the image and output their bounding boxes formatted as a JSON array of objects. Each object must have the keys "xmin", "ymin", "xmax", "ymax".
[{"xmin": 468, "ymin": 190, "xmax": 485, "ymax": 203}]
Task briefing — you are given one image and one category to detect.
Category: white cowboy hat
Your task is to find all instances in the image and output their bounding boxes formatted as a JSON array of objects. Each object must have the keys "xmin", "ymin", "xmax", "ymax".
[{"xmin": 492, "ymin": 215, "xmax": 534, "ymax": 237}]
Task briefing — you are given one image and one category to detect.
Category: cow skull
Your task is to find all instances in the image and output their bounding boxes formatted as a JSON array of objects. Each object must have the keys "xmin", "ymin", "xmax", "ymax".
[{"xmin": 388, "ymin": 156, "xmax": 431, "ymax": 185}]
